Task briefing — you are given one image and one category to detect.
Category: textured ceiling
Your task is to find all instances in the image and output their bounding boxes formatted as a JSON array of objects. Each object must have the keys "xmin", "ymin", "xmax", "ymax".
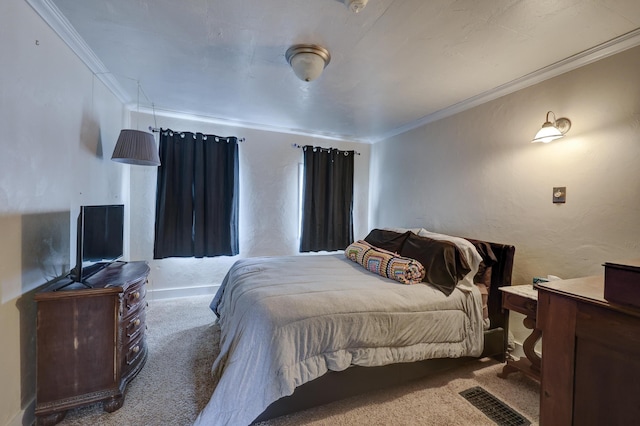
[{"xmin": 37, "ymin": 0, "xmax": 640, "ymax": 141}]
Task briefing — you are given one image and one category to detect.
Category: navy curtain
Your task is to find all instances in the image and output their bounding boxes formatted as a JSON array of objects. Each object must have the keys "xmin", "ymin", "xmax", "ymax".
[
  {"xmin": 154, "ymin": 129, "xmax": 239, "ymax": 259},
  {"xmin": 300, "ymin": 145, "xmax": 354, "ymax": 252}
]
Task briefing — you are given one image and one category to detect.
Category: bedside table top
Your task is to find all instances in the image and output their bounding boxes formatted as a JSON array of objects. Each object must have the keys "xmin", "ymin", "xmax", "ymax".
[{"xmin": 499, "ymin": 284, "xmax": 537, "ymax": 300}]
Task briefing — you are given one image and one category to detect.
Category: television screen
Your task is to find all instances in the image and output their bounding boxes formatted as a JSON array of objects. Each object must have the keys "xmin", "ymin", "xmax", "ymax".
[{"xmin": 73, "ymin": 204, "xmax": 124, "ymax": 283}]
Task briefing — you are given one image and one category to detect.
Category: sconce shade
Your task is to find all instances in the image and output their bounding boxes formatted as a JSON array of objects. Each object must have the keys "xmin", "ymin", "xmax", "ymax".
[
  {"xmin": 286, "ymin": 45, "xmax": 331, "ymax": 82},
  {"xmin": 532, "ymin": 111, "xmax": 571, "ymax": 143},
  {"xmin": 346, "ymin": 0, "xmax": 369, "ymax": 13},
  {"xmin": 111, "ymin": 129, "xmax": 160, "ymax": 166},
  {"xmin": 532, "ymin": 121, "xmax": 564, "ymax": 143}
]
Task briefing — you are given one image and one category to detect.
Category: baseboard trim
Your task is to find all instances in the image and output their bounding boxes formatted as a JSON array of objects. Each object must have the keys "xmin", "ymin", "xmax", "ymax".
[
  {"xmin": 511, "ymin": 341, "xmax": 541, "ymax": 360},
  {"xmin": 147, "ymin": 285, "xmax": 220, "ymax": 301},
  {"xmin": 8, "ymin": 398, "xmax": 34, "ymax": 426},
  {"xmin": 511, "ymin": 341, "xmax": 525, "ymax": 359}
]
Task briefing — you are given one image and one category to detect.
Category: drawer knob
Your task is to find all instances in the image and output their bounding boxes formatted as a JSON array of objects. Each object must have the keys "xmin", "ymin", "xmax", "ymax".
[
  {"xmin": 134, "ymin": 319, "xmax": 141, "ymax": 326},
  {"xmin": 133, "ymin": 291, "xmax": 140, "ymax": 299},
  {"xmin": 133, "ymin": 345, "xmax": 140, "ymax": 353}
]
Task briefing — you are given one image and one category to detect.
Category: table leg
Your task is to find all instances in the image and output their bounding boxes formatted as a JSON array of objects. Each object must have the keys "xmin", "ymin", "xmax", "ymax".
[
  {"xmin": 522, "ymin": 316, "xmax": 541, "ymax": 372},
  {"xmin": 498, "ymin": 313, "xmax": 541, "ymax": 381}
]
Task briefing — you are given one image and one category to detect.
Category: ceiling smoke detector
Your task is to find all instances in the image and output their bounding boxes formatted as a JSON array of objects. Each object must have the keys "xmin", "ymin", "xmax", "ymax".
[{"xmin": 346, "ymin": 0, "xmax": 368, "ymax": 13}]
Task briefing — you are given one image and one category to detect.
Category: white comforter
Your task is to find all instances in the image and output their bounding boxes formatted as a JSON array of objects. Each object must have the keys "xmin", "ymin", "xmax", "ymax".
[{"xmin": 194, "ymin": 254, "xmax": 484, "ymax": 426}]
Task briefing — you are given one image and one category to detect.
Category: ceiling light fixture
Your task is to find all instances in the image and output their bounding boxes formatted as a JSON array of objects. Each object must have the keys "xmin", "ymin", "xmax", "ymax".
[
  {"xmin": 532, "ymin": 111, "xmax": 572, "ymax": 143},
  {"xmin": 285, "ymin": 44, "xmax": 331, "ymax": 82},
  {"xmin": 346, "ymin": 0, "xmax": 368, "ymax": 13},
  {"xmin": 111, "ymin": 82, "xmax": 160, "ymax": 166}
]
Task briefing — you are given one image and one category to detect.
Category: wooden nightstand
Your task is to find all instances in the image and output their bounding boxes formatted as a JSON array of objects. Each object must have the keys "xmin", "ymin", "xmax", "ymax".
[{"xmin": 498, "ymin": 284, "xmax": 541, "ymax": 381}]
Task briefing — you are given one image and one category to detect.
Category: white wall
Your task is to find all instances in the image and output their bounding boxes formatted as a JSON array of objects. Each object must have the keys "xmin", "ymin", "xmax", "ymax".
[
  {"xmin": 370, "ymin": 45, "xmax": 640, "ymax": 344},
  {"xmin": 129, "ymin": 112, "xmax": 371, "ymax": 299},
  {"xmin": 0, "ymin": 1, "xmax": 127, "ymax": 424},
  {"xmin": 6, "ymin": 1, "xmax": 640, "ymax": 423}
]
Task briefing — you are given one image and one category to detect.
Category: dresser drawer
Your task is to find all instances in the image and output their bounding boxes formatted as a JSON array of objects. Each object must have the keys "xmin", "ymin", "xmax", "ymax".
[
  {"xmin": 123, "ymin": 279, "xmax": 146, "ymax": 318},
  {"xmin": 124, "ymin": 308, "xmax": 146, "ymax": 343},
  {"xmin": 124, "ymin": 333, "xmax": 146, "ymax": 370},
  {"xmin": 503, "ymin": 291, "xmax": 537, "ymax": 318}
]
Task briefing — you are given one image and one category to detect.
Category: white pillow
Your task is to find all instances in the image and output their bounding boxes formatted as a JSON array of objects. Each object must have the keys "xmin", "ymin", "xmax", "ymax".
[{"xmin": 382, "ymin": 227, "xmax": 422, "ymax": 235}]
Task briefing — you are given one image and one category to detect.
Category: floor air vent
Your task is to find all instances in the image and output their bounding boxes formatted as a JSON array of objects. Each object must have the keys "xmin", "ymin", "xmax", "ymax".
[{"xmin": 459, "ymin": 386, "xmax": 531, "ymax": 426}]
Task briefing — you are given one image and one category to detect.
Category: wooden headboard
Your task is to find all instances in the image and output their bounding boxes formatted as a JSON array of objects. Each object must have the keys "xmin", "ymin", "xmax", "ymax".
[
  {"xmin": 465, "ymin": 238, "xmax": 516, "ymax": 330},
  {"xmin": 486, "ymin": 241, "xmax": 516, "ymax": 330}
]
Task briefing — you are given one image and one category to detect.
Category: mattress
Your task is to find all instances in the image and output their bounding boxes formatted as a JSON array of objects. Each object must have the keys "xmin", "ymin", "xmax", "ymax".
[{"xmin": 194, "ymin": 253, "xmax": 484, "ymax": 425}]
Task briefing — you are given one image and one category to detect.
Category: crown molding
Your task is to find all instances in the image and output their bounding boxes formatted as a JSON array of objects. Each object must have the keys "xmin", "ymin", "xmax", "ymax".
[
  {"xmin": 138, "ymin": 106, "xmax": 371, "ymax": 143},
  {"xmin": 373, "ymin": 27, "xmax": 640, "ymax": 143},
  {"xmin": 25, "ymin": 0, "xmax": 130, "ymax": 104}
]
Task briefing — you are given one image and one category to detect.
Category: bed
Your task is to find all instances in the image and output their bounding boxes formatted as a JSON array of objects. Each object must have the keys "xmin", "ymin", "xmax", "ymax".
[{"xmin": 193, "ymin": 229, "xmax": 515, "ymax": 426}]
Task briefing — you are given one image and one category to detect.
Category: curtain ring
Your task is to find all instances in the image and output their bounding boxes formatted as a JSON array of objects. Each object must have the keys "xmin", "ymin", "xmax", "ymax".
[
  {"xmin": 192, "ymin": 134, "xmax": 196, "ymax": 139},
  {"xmin": 180, "ymin": 133, "xmax": 185, "ymax": 139},
  {"xmin": 203, "ymin": 135, "xmax": 208, "ymax": 140}
]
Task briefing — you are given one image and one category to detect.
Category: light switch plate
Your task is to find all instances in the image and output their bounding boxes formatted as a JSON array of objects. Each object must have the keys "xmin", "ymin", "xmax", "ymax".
[{"xmin": 553, "ymin": 186, "xmax": 566, "ymax": 203}]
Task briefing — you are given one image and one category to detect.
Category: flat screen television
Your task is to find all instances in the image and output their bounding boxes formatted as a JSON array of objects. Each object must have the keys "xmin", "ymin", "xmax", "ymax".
[{"xmin": 72, "ymin": 204, "xmax": 124, "ymax": 283}]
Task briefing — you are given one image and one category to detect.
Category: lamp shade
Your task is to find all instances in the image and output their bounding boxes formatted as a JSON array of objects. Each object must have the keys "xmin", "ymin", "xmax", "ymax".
[
  {"xmin": 532, "ymin": 122, "xmax": 564, "ymax": 143},
  {"xmin": 111, "ymin": 129, "xmax": 160, "ymax": 166},
  {"xmin": 346, "ymin": 0, "xmax": 368, "ymax": 13},
  {"xmin": 532, "ymin": 111, "xmax": 572, "ymax": 144},
  {"xmin": 286, "ymin": 45, "xmax": 331, "ymax": 82}
]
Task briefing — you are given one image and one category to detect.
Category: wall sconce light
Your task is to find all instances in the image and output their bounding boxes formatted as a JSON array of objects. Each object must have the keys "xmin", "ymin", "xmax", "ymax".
[
  {"xmin": 532, "ymin": 111, "xmax": 572, "ymax": 143},
  {"xmin": 345, "ymin": 0, "xmax": 369, "ymax": 13},
  {"xmin": 285, "ymin": 44, "xmax": 331, "ymax": 82}
]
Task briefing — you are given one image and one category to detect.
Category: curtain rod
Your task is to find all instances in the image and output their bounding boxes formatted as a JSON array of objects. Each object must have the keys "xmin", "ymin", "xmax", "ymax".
[
  {"xmin": 291, "ymin": 143, "xmax": 361, "ymax": 155},
  {"xmin": 149, "ymin": 126, "xmax": 245, "ymax": 142}
]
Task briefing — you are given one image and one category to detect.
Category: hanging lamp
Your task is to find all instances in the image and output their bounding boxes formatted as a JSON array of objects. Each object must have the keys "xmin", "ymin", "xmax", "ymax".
[{"xmin": 111, "ymin": 82, "xmax": 160, "ymax": 165}]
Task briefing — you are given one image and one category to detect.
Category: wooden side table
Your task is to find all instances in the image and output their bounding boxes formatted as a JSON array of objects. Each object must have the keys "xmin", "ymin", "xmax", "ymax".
[{"xmin": 497, "ymin": 284, "xmax": 541, "ymax": 381}]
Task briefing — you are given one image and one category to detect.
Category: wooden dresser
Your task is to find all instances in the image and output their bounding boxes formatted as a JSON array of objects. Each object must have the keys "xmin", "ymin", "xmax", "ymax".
[
  {"xmin": 34, "ymin": 261, "xmax": 150, "ymax": 425},
  {"xmin": 537, "ymin": 275, "xmax": 640, "ymax": 425}
]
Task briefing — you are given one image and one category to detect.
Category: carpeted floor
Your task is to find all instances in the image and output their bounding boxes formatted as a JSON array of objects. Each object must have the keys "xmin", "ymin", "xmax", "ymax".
[{"xmin": 59, "ymin": 295, "xmax": 540, "ymax": 426}]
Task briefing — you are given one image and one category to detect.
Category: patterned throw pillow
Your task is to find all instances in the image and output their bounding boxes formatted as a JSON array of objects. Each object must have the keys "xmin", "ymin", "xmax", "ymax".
[
  {"xmin": 345, "ymin": 240, "xmax": 425, "ymax": 285},
  {"xmin": 345, "ymin": 240, "xmax": 371, "ymax": 264}
]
